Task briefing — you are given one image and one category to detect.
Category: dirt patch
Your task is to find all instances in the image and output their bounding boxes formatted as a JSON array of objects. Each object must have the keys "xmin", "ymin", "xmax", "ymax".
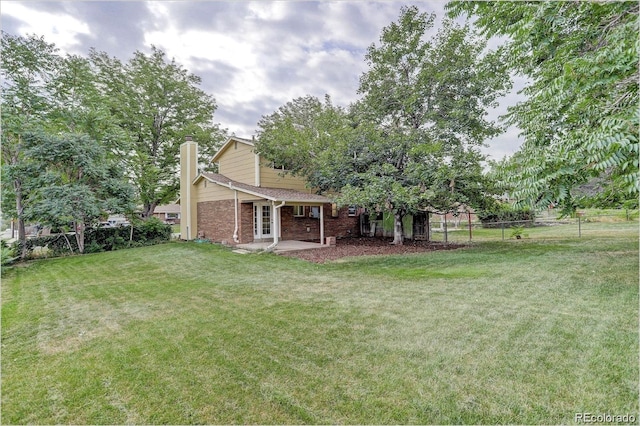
[{"xmin": 279, "ymin": 237, "xmax": 466, "ymax": 263}]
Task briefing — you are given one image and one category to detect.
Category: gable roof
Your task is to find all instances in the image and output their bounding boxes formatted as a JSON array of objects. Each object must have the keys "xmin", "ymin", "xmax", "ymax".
[
  {"xmin": 195, "ymin": 172, "xmax": 331, "ymax": 204},
  {"xmin": 153, "ymin": 204, "xmax": 181, "ymax": 214},
  {"xmin": 211, "ymin": 136, "xmax": 255, "ymax": 163}
]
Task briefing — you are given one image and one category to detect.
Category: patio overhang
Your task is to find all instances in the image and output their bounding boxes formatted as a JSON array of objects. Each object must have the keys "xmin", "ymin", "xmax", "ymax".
[{"xmin": 194, "ymin": 172, "xmax": 332, "ymax": 248}]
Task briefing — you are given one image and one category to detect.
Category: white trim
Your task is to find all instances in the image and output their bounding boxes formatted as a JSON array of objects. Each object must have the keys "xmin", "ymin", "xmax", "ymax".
[
  {"xmin": 267, "ymin": 201, "xmax": 286, "ymax": 251},
  {"xmin": 320, "ymin": 203, "xmax": 325, "ymax": 245},
  {"xmin": 253, "ymin": 202, "xmax": 273, "ymax": 239},
  {"xmin": 195, "ymin": 174, "xmax": 329, "ymax": 204}
]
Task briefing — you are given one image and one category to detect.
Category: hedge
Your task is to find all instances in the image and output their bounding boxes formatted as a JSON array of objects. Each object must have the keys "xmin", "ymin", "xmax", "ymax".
[
  {"xmin": 11, "ymin": 218, "xmax": 172, "ymax": 259},
  {"xmin": 476, "ymin": 204, "xmax": 535, "ymax": 228}
]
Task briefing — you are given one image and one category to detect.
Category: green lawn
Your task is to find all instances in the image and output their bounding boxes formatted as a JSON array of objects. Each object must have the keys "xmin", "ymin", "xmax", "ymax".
[{"xmin": 2, "ymin": 230, "xmax": 638, "ymax": 424}]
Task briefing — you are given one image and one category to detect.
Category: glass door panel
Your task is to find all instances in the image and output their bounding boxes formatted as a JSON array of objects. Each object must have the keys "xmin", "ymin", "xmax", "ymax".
[
  {"xmin": 261, "ymin": 205, "xmax": 271, "ymax": 236},
  {"xmin": 254, "ymin": 203, "xmax": 272, "ymax": 238}
]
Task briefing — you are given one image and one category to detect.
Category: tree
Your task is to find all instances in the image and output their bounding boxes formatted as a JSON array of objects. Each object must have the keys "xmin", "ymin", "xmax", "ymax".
[
  {"xmin": 447, "ymin": 1, "xmax": 639, "ymax": 211},
  {"xmin": 346, "ymin": 7, "xmax": 510, "ymax": 244},
  {"xmin": 22, "ymin": 132, "xmax": 135, "ymax": 254},
  {"xmin": 256, "ymin": 7, "xmax": 510, "ymax": 244},
  {"xmin": 256, "ymin": 95, "xmax": 354, "ymax": 191},
  {"xmin": 0, "ymin": 32, "xmax": 59, "ymax": 257},
  {"xmin": 89, "ymin": 47, "xmax": 227, "ymax": 218}
]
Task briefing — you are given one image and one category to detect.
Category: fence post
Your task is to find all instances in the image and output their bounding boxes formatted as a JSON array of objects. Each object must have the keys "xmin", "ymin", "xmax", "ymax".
[
  {"xmin": 501, "ymin": 222, "xmax": 505, "ymax": 241},
  {"xmin": 468, "ymin": 212, "xmax": 472, "ymax": 241},
  {"xmin": 578, "ymin": 216, "xmax": 581, "ymax": 238},
  {"xmin": 443, "ymin": 214, "xmax": 448, "ymax": 243}
]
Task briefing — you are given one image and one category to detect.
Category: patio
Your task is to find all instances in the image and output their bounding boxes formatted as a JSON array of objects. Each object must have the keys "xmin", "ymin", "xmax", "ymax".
[{"xmin": 235, "ymin": 240, "xmax": 326, "ymax": 253}]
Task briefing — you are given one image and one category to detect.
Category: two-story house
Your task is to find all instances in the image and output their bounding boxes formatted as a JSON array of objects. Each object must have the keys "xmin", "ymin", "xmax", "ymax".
[{"xmin": 180, "ymin": 136, "xmax": 360, "ymax": 248}]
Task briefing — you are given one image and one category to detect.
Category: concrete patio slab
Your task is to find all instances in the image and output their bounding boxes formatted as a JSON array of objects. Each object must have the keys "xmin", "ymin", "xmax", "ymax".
[{"xmin": 235, "ymin": 240, "xmax": 325, "ymax": 253}]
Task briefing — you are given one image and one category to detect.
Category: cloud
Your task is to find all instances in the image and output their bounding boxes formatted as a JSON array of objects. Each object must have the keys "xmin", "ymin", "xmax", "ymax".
[
  {"xmin": 1, "ymin": 2, "xmax": 91, "ymax": 53},
  {"xmin": 68, "ymin": 2, "xmax": 153, "ymax": 58},
  {"xmin": 1, "ymin": 0, "xmax": 525, "ymax": 157}
]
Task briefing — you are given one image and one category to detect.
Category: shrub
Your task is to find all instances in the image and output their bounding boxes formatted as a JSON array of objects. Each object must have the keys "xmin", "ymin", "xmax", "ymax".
[
  {"xmin": 136, "ymin": 217, "xmax": 172, "ymax": 243},
  {"xmin": 12, "ymin": 234, "xmax": 79, "ymax": 258},
  {"xmin": 477, "ymin": 203, "xmax": 534, "ymax": 228},
  {"xmin": 12, "ymin": 219, "xmax": 172, "ymax": 260},
  {"xmin": 1, "ymin": 240, "xmax": 18, "ymax": 267}
]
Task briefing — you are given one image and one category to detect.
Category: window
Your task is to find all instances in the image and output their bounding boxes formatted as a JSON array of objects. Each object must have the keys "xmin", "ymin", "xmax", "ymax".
[
  {"xmin": 310, "ymin": 206, "xmax": 320, "ymax": 219},
  {"xmin": 348, "ymin": 205, "xmax": 357, "ymax": 216},
  {"xmin": 166, "ymin": 213, "xmax": 179, "ymax": 220},
  {"xmin": 293, "ymin": 205, "xmax": 305, "ymax": 217}
]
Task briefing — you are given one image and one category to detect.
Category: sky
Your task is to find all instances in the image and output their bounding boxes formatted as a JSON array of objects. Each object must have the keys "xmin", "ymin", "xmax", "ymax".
[{"xmin": 1, "ymin": 0, "xmax": 526, "ymax": 161}]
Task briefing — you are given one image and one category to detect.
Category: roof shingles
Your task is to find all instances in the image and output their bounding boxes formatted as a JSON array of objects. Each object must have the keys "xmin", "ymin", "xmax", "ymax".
[{"xmin": 199, "ymin": 172, "xmax": 330, "ymax": 203}]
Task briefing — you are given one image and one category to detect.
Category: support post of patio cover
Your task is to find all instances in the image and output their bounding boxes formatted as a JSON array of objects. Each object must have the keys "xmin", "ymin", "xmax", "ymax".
[
  {"xmin": 267, "ymin": 201, "xmax": 285, "ymax": 251},
  {"xmin": 272, "ymin": 200, "xmax": 279, "ymax": 247},
  {"xmin": 320, "ymin": 204, "xmax": 325, "ymax": 245}
]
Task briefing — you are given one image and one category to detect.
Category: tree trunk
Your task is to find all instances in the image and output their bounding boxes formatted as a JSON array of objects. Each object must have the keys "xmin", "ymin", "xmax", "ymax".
[
  {"xmin": 392, "ymin": 212, "xmax": 404, "ymax": 245},
  {"xmin": 74, "ymin": 220, "xmax": 85, "ymax": 253},
  {"xmin": 142, "ymin": 202, "xmax": 157, "ymax": 219},
  {"xmin": 14, "ymin": 179, "xmax": 27, "ymax": 259},
  {"xmin": 62, "ymin": 232, "xmax": 74, "ymax": 253}
]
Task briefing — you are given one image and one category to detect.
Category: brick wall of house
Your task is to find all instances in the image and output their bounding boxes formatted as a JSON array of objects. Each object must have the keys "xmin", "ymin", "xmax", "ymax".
[
  {"xmin": 240, "ymin": 203, "xmax": 253, "ymax": 243},
  {"xmin": 198, "ymin": 201, "xmax": 361, "ymax": 245},
  {"xmin": 323, "ymin": 204, "xmax": 361, "ymax": 239},
  {"xmin": 280, "ymin": 204, "xmax": 360, "ymax": 242},
  {"xmin": 197, "ymin": 200, "xmax": 236, "ymax": 243},
  {"xmin": 280, "ymin": 206, "xmax": 319, "ymax": 241}
]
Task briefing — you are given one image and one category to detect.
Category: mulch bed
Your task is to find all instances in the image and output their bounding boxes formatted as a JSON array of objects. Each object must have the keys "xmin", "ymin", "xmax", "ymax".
[{"xmin": 279, "ymin": 237, "xmax": 466, "ymax": 263}]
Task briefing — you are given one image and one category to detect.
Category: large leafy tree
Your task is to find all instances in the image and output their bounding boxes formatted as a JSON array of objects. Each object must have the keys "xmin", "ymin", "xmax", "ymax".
[
  {"xmin": 346, "ymin": 7, "xmax": 510, "ymax": 244},
  {"xmin": 22, "ymin": 132, "xmax": 135, "ymax": 253},
  {"xmin": 89, "ymin": 46, "xmax": 226, "ymax": 217},
  {"xmin": 256, "ymin": 7, "xmax": 510, "ymax": 244},
  {"xmin": 256, "ymin": 95, "xmax": 354, "ymax": 190},
  {"xmin": 447, "ymin": 1, "xmax": 639, "ymax": 210},
  {"xmin": 1, "ymin": 32, "xmax": 59, "ymax": 255}
]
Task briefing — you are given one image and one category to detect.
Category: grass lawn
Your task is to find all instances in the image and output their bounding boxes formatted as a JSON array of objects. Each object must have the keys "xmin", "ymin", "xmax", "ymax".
[{"xmin": 2, "ymin": 229, "xmax": 638, "ymax": 424}]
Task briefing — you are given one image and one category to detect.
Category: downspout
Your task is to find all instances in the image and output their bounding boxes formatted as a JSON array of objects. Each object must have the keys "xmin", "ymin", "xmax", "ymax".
[
  {"xmin": 266, "ymin": 201, "xmax": 286, "ymax": 251},
  {"xmin": 227, "ymin": 182, "xmax": 240, "ymax": 244},
  {"xmin": 233, "ymin": 189, "xmax": 239, "ymax": 243}
]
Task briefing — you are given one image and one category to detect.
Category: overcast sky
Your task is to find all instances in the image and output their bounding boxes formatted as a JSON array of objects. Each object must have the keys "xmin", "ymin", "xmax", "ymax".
[{"xmin": 1, "ymin": 1, "xmax": 526, "ymax": 161}]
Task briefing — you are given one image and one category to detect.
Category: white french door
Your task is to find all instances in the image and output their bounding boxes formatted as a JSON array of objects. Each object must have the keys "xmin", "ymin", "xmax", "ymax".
[{"xmin": 253, "ymin": 203, "xmax": 273, "ymax": 239}]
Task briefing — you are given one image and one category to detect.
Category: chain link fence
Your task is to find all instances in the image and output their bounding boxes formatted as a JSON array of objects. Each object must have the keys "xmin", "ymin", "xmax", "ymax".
[{"xmin": 428, "ymin": 209, "xmax": 639, "ymax": 243}]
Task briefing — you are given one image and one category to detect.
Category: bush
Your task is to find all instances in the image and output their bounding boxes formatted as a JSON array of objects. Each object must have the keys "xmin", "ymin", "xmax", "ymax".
[
  {"xmin": 12, "ymin": 234, "xmax": 79, "ymax": 257},
  {"xmin": 1, "ymin": 240, "xmax": 18, "ymax": 267},
  {"xmin": 136, "ymin": 217, "xmax": 172, "ymax": 243},
  {"xmin": 477, "ymin": 203, "xmax": 534, "ymax": 228},
  {"xmin": 12, "ymin": 219, "xmax": 172, "ymax": 260}
]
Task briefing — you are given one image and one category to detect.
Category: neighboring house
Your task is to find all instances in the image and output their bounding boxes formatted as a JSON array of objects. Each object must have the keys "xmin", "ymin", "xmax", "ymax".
[
  {"xmin": 153, "ymin": 204, "xmax": 181, "ymax": 224},
  {"xmin": 179, "ymin": 136, "xmax": 360, "ymax": 247}
]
